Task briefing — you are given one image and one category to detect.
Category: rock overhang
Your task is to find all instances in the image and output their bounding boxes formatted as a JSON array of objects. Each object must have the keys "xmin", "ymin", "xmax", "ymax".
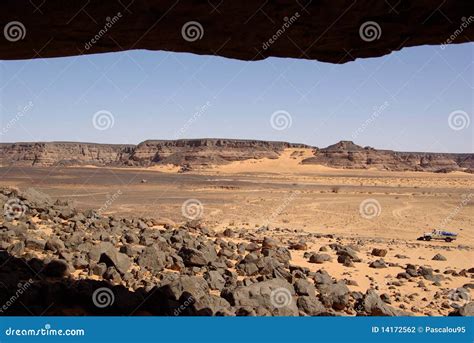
[{"xmin": 0, "ymin": 0, "xmax": 472, "ymax": 62}]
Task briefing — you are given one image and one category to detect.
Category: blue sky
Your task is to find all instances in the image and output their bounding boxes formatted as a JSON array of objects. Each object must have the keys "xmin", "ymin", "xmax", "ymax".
[{"xmin": 0, "ymin": 43, "xmax": 472, "ymax": 153}]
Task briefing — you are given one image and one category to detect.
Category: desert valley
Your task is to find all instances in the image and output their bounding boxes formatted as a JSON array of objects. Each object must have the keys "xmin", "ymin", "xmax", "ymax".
[{"xmin": 0, "ymin": 139, "xmax": 473, "ymax": 316}]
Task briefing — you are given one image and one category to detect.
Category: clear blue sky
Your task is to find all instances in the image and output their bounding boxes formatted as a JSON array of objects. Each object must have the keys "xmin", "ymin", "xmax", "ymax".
[{"xmin": 1, "ymin": 43, "xmax": 472, "ymax": 153}]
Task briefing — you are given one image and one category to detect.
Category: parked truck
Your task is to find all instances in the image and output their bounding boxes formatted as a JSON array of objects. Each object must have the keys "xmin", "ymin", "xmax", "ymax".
[{"xmin": 419, "ymin": 229, "xmax": 458, "ymax": 242}]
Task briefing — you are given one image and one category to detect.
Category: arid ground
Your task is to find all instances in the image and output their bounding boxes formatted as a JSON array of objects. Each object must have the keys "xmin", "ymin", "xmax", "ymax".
[{"xmin": 1, "ymin": 148, "xmax": 473, "ymax": 315}]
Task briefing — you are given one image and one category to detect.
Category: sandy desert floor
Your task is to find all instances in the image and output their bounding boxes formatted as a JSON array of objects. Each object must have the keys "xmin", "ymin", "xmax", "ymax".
[{"xmin": 1, "ymin": 148, "xmax": 473, "ymax": 315}]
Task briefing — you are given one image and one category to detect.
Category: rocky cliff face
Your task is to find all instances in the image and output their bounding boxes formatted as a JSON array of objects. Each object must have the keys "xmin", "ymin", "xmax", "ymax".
[
  {"xmin": 129, "ymin": 139, "xmax": 307, "ymax": 167},
  {"xmin": 0, "ymin": 139, "xmax": 471, "ymax": 172},
  {"xmin": 0, "ymin": 142, "xmax": 134, "ymax": 167},
  {"xmin": 301, "ymin": 141, "xmax": 473, "ymax": 172},
  {"xmin": 0, "ymin": 139, "xmax": 307, "ymax": 168}
]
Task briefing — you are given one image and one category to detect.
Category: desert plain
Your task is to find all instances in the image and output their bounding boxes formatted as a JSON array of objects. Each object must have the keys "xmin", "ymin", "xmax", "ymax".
[{"xmin": 0, "ymin": 146, "xmax": 472, "ymax": 316}]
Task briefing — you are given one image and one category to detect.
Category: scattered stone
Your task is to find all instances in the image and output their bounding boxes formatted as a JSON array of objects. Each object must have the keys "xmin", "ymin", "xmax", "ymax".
[
  {"xmin": 369, "ymin": 259, "xmax": 387, "ymax": 269},
  {"xmin": 309, "ymin": 253, "xmax": 332, "ymax": 264},
  {"xmin": 432, "ymin": 254, "xmax": 447, "ymax": 261},
  {"xmin": 371, "ymin": 248, "xmax": 387, "ymax": 257}
]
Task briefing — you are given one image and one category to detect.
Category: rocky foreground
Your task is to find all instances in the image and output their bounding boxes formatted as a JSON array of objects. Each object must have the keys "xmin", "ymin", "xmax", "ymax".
[
  {"xmin": 0, "ymin": 139, "xmax": 472, "ymax": 172},
  {"xmin": 0, "ymin": 187, "xmax": 473, "ymax": 316}
]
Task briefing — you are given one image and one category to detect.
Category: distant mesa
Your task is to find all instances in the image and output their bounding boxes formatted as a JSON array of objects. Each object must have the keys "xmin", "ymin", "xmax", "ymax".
[{"xmin": 0, "ymin": 139, "xmax": 472, "ymax": 173}]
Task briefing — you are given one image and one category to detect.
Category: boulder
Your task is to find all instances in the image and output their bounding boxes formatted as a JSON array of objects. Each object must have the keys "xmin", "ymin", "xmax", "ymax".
[
  {"xmin": 358, "ymin": 289, "xmax": 409, "ymax": 316},
  {"xmin": 297, "ymin": 296, "xmax": 330, "ymax": 316},
  {"xmin": 318, "ymin": 281, "xmax": 350, "ymax": 311},
  {"xmin": 99, "ymin": 245, "xmax": 131, "ymax": 274},
  {"xmin": 222, "ymin": 278, "xmax": 298, "ymax": 316},
  {"xmin": 309, "ymin": 253, "xmax": 331, "ymax": 264},
  {"xmin": 371, "ymin": 248, "xmax": 387, "ymax": 257},
  {"xmin": 179, "ymin": 247, "xmax": 209, "ymax": 267},
  {"xmin": 137, "ymin": 246, "xmax": 167, "ymax": 273},
  {"xmin": 432, "ymin": 254, "xmax": 447, "ymax": 261}
]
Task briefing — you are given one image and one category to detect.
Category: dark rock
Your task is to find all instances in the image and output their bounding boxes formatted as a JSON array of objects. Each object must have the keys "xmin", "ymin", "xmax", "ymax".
[
  {"xmin": 43, "ymin": 259, "xmax": 70, "ymax": 277},
  {"xmin": 45, "ymin": 238, "xmax": 65, "ymax": 252},
  {"xmin": 289, "ymin": 242, "xmax": 307, "ymax": 250},
  {"xmin": 91, "ymin": 263, "xmax": 107, "ymax": 276},
  {"xmin": 99, "ymin": 245, "xmax": 131, "ymax": 274},
  {"xmin": 294, "ymin": 279, "xmax": 316, "ymax": 296},
  {"xmin": 160, "ymin": 276, "xmax": 209, "ymax": 302},
  {"xmin": 137, "ymin": 245, "xmax": 167, "ymax": 273},
  {"xmin": 371, "ymin": 248, "xmax": 387, "ymax": 257},
  {"xmin": 25, "ymin": 238, "xmax": 46, "ymax": 250},
  {"xmin": 297, "ymin": 296, "xmax": 329, "ymax": 316},
  {"xmin": 309, "ymin": 253, "xmax": 331, "ymax": 264},
  {"xmin": 432, "ymin": 254, "xmax": 447, "ymax": 261},
  {"xmin": 204, "ymin": 271, "xmax": 226, "ymax": 291},
  {"xmin": 369, "ymin": 259, "xmax": 387, "ymax": 269},
  {"xmin": 358, "ymin": 289, "xmax": 409, "ymax": 316},
  {"xmin": 262, "ymin": 237, "xmax": 278, "ymax": 249},
  {"xmin": 318, "ymin": 280, "xmax": 350, "ymax": 311},
  {"xmin": 179, "ymin": 247, "xmax": 209, "ymax": 267},
  {"xmin": 222, "ymin": 278, "xmax": 298, "ymax": 316}
]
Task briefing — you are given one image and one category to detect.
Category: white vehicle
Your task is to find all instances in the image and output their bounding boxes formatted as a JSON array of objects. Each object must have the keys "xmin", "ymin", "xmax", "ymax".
[{"xmin": 420, "ymin": 229, "xmax": 457, "ymax": 242}]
